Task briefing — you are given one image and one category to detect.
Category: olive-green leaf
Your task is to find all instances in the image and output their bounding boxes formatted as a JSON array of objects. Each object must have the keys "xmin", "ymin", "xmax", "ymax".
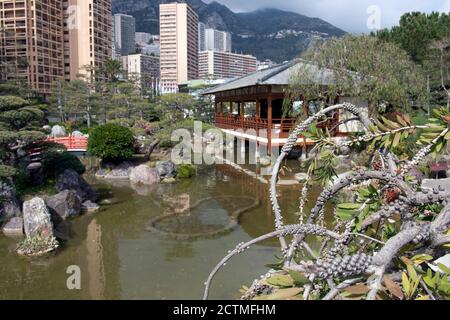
[{"xmin": 266, "ymin": 274, "xmax": 294, "ymax": 288}]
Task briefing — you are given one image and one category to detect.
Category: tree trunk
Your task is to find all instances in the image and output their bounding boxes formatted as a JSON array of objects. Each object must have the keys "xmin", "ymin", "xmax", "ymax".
[{"xmin": 143, "ymin": 139, "xmax": 160, "ymax": 162}]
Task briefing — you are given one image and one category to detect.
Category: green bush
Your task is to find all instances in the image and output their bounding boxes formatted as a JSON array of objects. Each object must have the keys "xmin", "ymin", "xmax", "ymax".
[
  {"xmin": 88, "ymin": 123, "xmax": 135, "ymax": 161},
  {"xmin": 42, "ymin": 151, "xmax": 85, "ymax": 178},
  {"xmin": 177, "ymin": 164, "xmax": 196, "ymax": 179}
]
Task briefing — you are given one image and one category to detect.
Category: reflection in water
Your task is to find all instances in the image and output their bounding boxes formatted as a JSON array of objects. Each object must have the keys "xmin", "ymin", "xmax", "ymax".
[
  {"xmin": 0, "ymin": 162, "xmax": 322, "ymax": 299},
  {"xmin": 86, "ymin": 219, "xmax": 105, "ymax": 300}
]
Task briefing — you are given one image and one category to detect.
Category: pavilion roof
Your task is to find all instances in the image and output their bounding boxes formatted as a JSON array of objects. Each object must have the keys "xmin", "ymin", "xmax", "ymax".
[{"xmin": 202, "ymin": 59, "xmax": 336, "ymax": 95}]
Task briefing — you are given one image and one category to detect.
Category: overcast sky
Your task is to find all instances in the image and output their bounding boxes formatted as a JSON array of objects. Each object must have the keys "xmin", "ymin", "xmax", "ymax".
[{"xmin": 205, "ymin": 0, "xmax": 450, "ymax": 33}]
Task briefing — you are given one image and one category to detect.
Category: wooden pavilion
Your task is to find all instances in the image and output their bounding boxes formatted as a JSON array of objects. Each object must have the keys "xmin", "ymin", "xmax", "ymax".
[{"xmin": 203, "ymin": 60, "xmax": 365, "ymax": 153}]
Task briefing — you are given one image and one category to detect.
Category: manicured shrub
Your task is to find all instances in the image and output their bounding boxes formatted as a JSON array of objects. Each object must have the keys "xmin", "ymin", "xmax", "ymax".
[
  {"xmin": 88, "ymin": 123, "xmax": 135, "ymax": 161},
  {"xmin": 42, "ymin": 151, "xmax": 85, "ymax": 178}
]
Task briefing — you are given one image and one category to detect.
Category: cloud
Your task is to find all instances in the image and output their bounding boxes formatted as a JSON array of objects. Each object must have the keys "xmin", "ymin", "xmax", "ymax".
[{"xmin": 204, "ymin": 0, "xmax": 450, "ymax": 33}]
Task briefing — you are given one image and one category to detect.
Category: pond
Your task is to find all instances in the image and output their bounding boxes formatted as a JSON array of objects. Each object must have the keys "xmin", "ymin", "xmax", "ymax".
[{"xmin": 0, "ymin": 162, "xmax": 323, "ymax": 300}]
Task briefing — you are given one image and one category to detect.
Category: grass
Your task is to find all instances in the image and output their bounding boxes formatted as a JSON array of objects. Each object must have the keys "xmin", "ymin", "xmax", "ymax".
[{"xmin": 16, "ymin": 179, "xmax": 58, "ymax": 202}]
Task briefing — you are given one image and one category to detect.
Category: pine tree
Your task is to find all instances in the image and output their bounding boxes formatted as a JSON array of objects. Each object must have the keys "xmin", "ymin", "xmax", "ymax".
[{"xmin": 0, "ymin": 93, "xmax": 46, "ymax": 179}]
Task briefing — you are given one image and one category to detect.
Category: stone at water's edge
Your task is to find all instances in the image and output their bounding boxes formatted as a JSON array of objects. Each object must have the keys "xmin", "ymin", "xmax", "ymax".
[
  {"xmin": 95, "ymin": 161, "xmax": 134, "ymax": 179},
  {"xmin": 0, "ymin": 181, "xmax": 21, "ymax": 221},
  {"xmin": 82, "ymin": 200, "xmax": 100, "ymax": 213},
  {"xmin": 56, "ymin": 169, "xmax": 97, "ymax": 202},
  {"xmin": 23, "ymin": 197, "xmax": 54, "ymax": 238},
  {"xmin": 46, "ymin": 190, "xmax": 82, "ymax": 220},
  {"xmin": 2, "ymin": 217, "xmax": 23, "ymax": 236},
  {"xmin": 130, "ymin": 165, "xmax": 160, "ymax": 185},
  {"xmin": 294, "ymin": 173, "xmax": 309, "ymax": 183},
  {"xmin": 258, "ymin": 156, "xmax": 272, "ymax": 167},
  {"xmin": 156, "ymin": 161, "xmax": 177, "ymax": 178},
  {"xmin": 161, "ymin": 177, "xmax": 176, "ymax": 184}
]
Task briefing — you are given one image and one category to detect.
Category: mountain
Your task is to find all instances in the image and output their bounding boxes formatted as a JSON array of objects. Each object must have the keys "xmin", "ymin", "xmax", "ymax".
[{"xmin": 112, "ymin": 0, "xmax": 346, "ymax": 62}]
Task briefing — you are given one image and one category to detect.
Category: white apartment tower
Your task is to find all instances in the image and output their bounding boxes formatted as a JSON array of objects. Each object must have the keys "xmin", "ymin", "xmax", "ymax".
[
  {"xmin": 198, "ymin": 24, "xmax": 232, "ymax": 53},
  {"xmin": 198, "ymin": 50, "xmax": 257, "ymax": 79},
  {"xmin": 159, "ymin": 3, "xmax": 198, "ymax": 93}
]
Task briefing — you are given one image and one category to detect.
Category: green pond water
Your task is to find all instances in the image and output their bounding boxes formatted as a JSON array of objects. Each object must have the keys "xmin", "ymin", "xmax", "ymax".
[{"xmin": 0, "ymin": 163, "xmax": 321, "ymax": 300}]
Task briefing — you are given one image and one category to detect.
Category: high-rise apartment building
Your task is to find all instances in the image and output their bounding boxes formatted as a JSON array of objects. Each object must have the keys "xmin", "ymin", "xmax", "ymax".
[
  {"xmin": 198, "ymin": 50, "xmax": 257, "ymax": 79},
  {"xmin": 205, "ymin": 28, "xmax": 231, "ymax": 52},
  {"xmin": 0, "ymin": 0, "xmax": 65, "ymax": 94},
  {"xmin": 113, "ymin": 13, "xmax": 135, "ymax": 56},
  {"xmin": 0, "ymin": 0, "xmax": 112, "ymax": 92},
  {"xmin": 64, "ymin": 0, "xmax": 112, "ymax": 81},
  {"xmin": 198, "ymin": 22, "xmax": 206, "ymax": 51},
  {"xmin": 159, "ymin": 3, "xmax": 198, "ymax": 93},
  {"xmin": 135, "ymin": 32, "xmax": 152, "ymax": 46},
  {"xmin": 122, "ymin": 53, "xmax": 160, "ymax": 92},
  {"xmin": 198, "ymin": 24, "xmax": 231, "ymax": 53}
]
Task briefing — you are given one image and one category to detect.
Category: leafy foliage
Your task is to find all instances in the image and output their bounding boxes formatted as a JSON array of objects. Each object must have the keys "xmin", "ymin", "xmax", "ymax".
[
  {"xmin": 177, "ymin": 164, "xmax": 196, "ymax": 179},
  {"xmin": 0, "ymin": 93, "xmax": 47, "ymax": 179},
  {"xmin": 42, "ymin": 151, "xmax": 85, "ymax": 179},
  {"xmin": 88, "ymin": 123, "xmax": 135, "ymax": 161},
  {"xmin": 292, "ymin": 35, "xmax": 426, "ymax": 115}
]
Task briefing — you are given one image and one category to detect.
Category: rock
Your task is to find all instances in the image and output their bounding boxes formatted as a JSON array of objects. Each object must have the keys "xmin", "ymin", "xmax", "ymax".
[
  {"xmin": 162, "ymin": 177, "xmax": 176, "ymax": 184},
  {"xmin": 82, "ymin": 200, "xmax": 100, "ymax": 213},
  {"xmin": 71, "ymin": 131, "xmax": 84, "ymax": 137},
  {"xmin": 2, "ymin": 217, "xmax": 23, "ymax": 236},
  {"xmin": 0, "ymin": 181, "xmax": 21, "ymax": 221},
  {"xmin": 294, "ymin": 173, "xmax": 309, "ymax": 183},
  {"xmin": 96, "ymin": 161, "xmax": 133, "ymax": 179},
  {"xmin": 56, "ymin": 169, "xmax": 97, "ymax": 202},
  {"xmin": 130, "ymin": 165, "xmax": 160, "ymax": 185},
  {"xmin": 258, "ymin": 156, "xmax": 272, "ymax": 167},
  {"xmin": 42, "ymin": 125, "xmax": 52, "ymax": 133},
  {"xmin": 23, "ymin": 197, "xmax": 54, "ymax": 238},
  {"xmin": 51, "ymin": 125, "xmax": 66, "ymax": 137},
  {"xmin": 156, "ymin": 161, "xmax": 177, "ymax": 178},
  {"xmin": 287, "ymin": 147, "xmax": 303, "ymax": 160},
  {"xmin": 46, "ymin": 190, "xmax": 82, "ymax": 220},
  {"xmin": 27, "ymin": 162, "xmax": 44, "ymax": 186}
]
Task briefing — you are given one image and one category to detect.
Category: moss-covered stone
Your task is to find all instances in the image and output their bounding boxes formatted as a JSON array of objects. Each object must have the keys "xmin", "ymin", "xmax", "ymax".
[{"xmin": 177, "ymin": 164, "xmax": 196, "ymax": 179}]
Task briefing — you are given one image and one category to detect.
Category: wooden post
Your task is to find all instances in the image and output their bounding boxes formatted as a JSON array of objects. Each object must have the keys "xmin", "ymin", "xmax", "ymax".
[
  {"xmin": 334, "ymin": 95, "xmax": 340, "ymax": 136},
  {"xmin": 268, "ymin": 94, "xmax": 273, "ymax": 154},
  {"xmin": 220, "ymin": 102, "xmax": 224, "ymax": 115},
  {"xmin": 256, "ymin": 99, "xmax": 260, "ymax": 118},
  {"xmin": 240, "ymin": 101, "xmax": 245, "ymax": 118},
  {"xmin": 230, "ymin": 101, "xmax": 233, "ymax": 114}
]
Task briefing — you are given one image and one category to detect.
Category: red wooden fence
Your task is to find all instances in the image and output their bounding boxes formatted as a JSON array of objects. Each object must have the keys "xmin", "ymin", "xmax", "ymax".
[{"xmin": 47, "ymin": 136, "xmax": 88, "ymax": 151}]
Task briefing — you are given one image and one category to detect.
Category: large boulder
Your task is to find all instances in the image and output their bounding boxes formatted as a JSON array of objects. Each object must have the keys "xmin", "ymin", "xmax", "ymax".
[
  {"xmin": 46, "ymin": 190, "xmax": 82, "ymax": 220},
  {"xmin": 51, "ymin": 125, "xmax": 66, "ymax": 137},
  {"xmin": 82, "ymin": 200, "xmax": 100, "ymax": 213},
  {"xmin": 2, "ymin": 217, "xmax": 23, "ymax": 237},
  {"xmin": 23, "ymin": 197, "xmax": 54, "ymax": 238},
  {"xmin": 56, "ymin": 169, "xmax": 97, "ymax": 202},
  {"xmin": 130, "ymin": 165, "xmax": 160, "ymax": 185},
  {"xmin": 95, "ymin": 161, "xmax": 133, "ymax": 179},
  {"xmin": 0, "ymin": 181, "xmax": 21, "ymax": 221},
  {"xmin": 156, "ymin": 161, "xmax": 177, "ymax": 178}
]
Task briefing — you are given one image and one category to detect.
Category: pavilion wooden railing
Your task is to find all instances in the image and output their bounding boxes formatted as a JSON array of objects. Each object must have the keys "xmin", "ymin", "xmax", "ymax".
[
  {"xmin": 215, "ymin": 115, "xmax": 296, "ymax": 133},
  {"xmin": 215, "ymin": 115, "xmax": 339, "ymax": 135}
]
